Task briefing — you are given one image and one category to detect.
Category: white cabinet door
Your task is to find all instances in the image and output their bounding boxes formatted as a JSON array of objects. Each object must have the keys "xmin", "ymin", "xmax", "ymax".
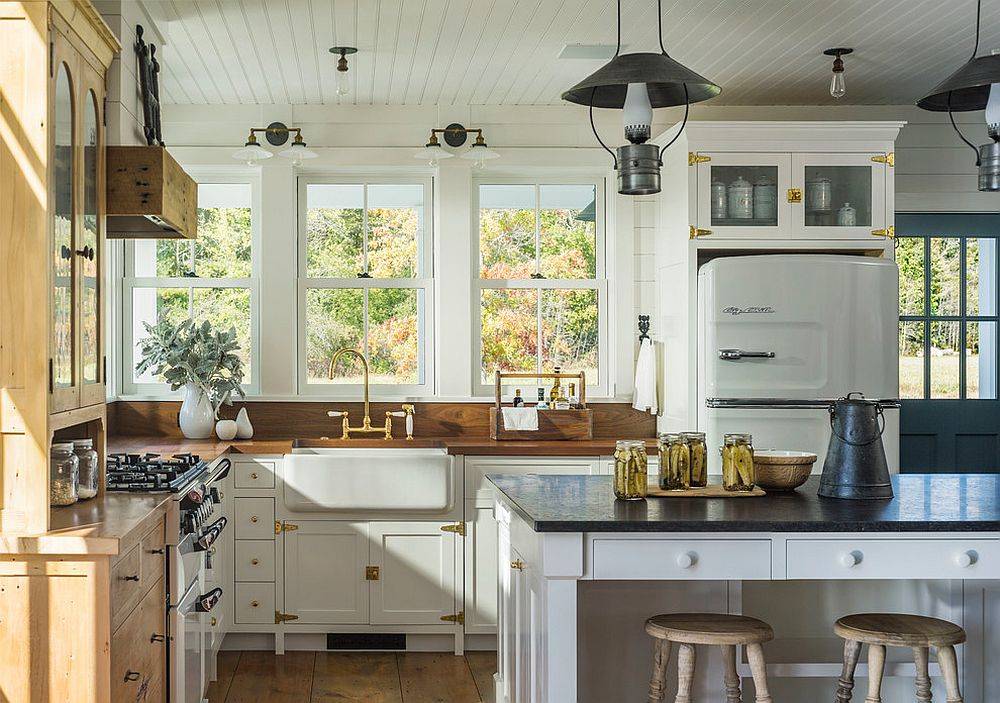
[
  {"xmin": 369, "ymin": 522, "xmax": 457, "ymax": 626},
  {"xmin": 695, "ymin": 153, "xmax": 793, "ymax": 239},
  {"xmin": 791, "ymin": 152, "xmax": 888, "ymax": 240},
  {"xmin": 283, "ymin": 521, "xmax": 369, "ymax": 624},
  {"xmin": 512, "ymin": 547, "xmax": 531, "ymax": 703},
  {"xmin": 465, "ymin": 502, "xmax": 499, "ymax": 634},
  {"xmin": 497, "ymin": 512, "xmax": 516, "ymax": 703}
]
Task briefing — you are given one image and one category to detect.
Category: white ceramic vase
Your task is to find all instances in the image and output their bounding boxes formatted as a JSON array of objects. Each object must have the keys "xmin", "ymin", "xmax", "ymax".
[
  {"xmin": 179, "ymin": 382, "xmax": 215, "ymax": 439},
  {"xmin": 235, "ymin": 407, "xmax": 254, "ymax": 439},
  {"xmin": 215, "ymin": 419, "xmax": 238, "ymax": 441}
]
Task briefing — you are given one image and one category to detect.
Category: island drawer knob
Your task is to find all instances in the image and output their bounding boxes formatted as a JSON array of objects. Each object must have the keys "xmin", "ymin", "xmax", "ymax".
[
  {"xmin": 675, "ymin": 552, "xmax": 696, "ymax": 569},
  {"xmin": 955, "ymin": 551, "xmax": 975, "ymax": 568},
  {"xmin": 250, "ymin": 599, "xmax": 260, "ymax": 608},
  {"xmin": 250, "ymin": 516, "xmax": 258, "ymax": 523},
  {"xmin": 251, "ymin": 558, "xmax": 260, "ymax": 566},
  {"xmin": 839, "ymin": 551, "xmax": 862, "ymax": 568},
  {"xmin": 250, "ymin": 472, "xmax": 258, "ymax": 480}
]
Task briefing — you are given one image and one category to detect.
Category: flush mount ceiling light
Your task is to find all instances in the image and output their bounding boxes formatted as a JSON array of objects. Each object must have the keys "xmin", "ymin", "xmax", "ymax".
[
  {"xmin": 917, "ymin": 0, "xmax": 1000, "ymax": 191},
  {"xmin": 824, "ymin": 47, "xmax": 853, "ymax": 99},
  {"xmin": 233, "ymin": 122, "xmax": 317, "ymax": 166},
  {"xmin": 561, "ymin": 0, "xmax": 720, "ymax": 195},
  {"xmin": 414, "ymin": 123, "xmax": 499, "ymax": 168},
  {"xmin": 329, "ymin": 46, "xmax": 358, "ymax": 97}
]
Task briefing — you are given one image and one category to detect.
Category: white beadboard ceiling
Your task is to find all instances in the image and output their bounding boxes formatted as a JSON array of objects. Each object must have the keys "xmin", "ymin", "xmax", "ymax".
[{"xmin": 141, "ymin": 0, "xmax": 1000, "ymax": 107}]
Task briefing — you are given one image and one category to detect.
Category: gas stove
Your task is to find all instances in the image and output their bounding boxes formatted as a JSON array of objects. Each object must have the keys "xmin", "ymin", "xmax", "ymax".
[{"xmin": 106, "ymin": 452, "xmax": 209, "ymax": 492}]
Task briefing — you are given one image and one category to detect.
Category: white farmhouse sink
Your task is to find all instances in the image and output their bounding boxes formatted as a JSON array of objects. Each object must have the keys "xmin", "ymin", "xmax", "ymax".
[{"xmin": 283, "ymin": 448, "xmax": 453, "ymax": 512}]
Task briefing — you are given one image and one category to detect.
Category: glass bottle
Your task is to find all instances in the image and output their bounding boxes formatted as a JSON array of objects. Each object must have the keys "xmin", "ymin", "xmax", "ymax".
[
  {"xmin": 50, "ymin": 442, "xmax": 79, "ymax": 506},
  {"xmin": 73, "ymin": 438, "xmax": 99, "ymax": 500},
  {"xmin": 721, "ymin": 433, "xmax": 755, "ymax": 492},
  {"xmin": 613, "ymin": 440, "xmax": 648, "ymax": 500},
  {"xmin": 682, "ymin": 432, "xmax": 708, "ymax": 488},
  {"xmin": 512, "ymin": 389, "xmax": 523, "ymax": 407},
  {"xmin": 657, "ymin": 433, "xmax": 690, "ymax": 490}
]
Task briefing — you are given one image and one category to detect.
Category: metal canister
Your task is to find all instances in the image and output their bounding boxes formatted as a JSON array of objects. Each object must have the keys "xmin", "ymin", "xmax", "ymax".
[
  {"xmin": 727, "ymin": 175, "xmax": 753, "ymax": 219},
  {"xmin": 980, "ymin": 142, "xmax": 1000, "ymax": 192},
  {"xmin": 711, "ymin": 180, "xmax": 728, "ymax": 220},
  {"xmin": 616, "ymin": 143, "xmax": 661, "ymax": 196},
  {"xmin": 806, "ymin": 176, "xmax": 832, "ymax": 212},
  {"xmin": 837, "ymin": 202, "xmax": 857, "ymax": 227},
  {"xmin": 753, "ymin": 177, "xmax": 776, "ymax": 220}
]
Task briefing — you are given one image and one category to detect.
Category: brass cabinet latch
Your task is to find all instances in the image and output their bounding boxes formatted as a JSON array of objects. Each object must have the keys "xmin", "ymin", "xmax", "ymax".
[
  {"xmin": 510, "ymin": 559, "xmax": 526, "ymax": 570},
  {"xmin": 689, "ymin": 226, "xmax": 712, "ymax": 239},
  {"xmin": 787, "ymin": 188, "xmax": 803, "ymax": 203},
  {"xmin": 365, "ymin": 566, "xmax": 380, "ymax": 581},
  {"xmin": 440, "ymin": 522, "xmax": 465, "ymax": 537},
  {"xmin": 871, "ymin": 153, "xmax": 894, "ymax": 167},
  {"xmin": 275, "ymin": 611, "xmax": 300, "ymax": 624},
  {"xmin": 440, "ymin": 612, "xmax": 465, "ymax": 624},
  {"xmin": 276, "ymin": 521, "xmax": 299, "ymax": 534},
  {"xmin": 688, "ymin": 152, "xmax": 711, "ymax": 166},
  {"xmin": 871, "ymin": 226, "xmax": 895, "ymax": 239}
]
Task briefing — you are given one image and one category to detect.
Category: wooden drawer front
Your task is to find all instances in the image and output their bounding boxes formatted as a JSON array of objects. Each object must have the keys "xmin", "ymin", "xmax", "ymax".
[
  {"xmin": 235, "ymin": 582, "xmax": 275, "ymax": 624},
  {"xmin": 234, "ymin": 460, "xmax": 276, "ymax": 490},
  {"xmin": 592, "ymin": 539, "xmax": 772, "ymax": 580},
  {"xmin": 111, "ymin": 577, "xmax": 166, "ymax": 703},
  {"xmin": 466, "ymin": 457, "xmax": 600, "ymax": 501},
  {"xmin": 786, "ymin": 539, "xmax": 1000, "ymax": 580},
  {"xmin": 235, "ymin": 540, "xmax": 275, "ymax": 582},
  {"xmin": 235, "ymin": 497, "xmax": 275, "ymax": 540},
  {"xmin": 140, "ymin": 522, "xmax": 166, "ymax": 588},
  {"xmin": 111, "ymin": 544, "xmax": 144, "ymax": 631}
]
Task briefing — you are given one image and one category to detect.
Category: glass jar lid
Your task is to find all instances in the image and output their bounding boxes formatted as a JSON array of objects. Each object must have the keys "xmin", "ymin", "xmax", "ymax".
[
  {"xmin": 72, "ymin": 438, "xmax": 94, "ymax": 448},
  {"xmin": 681, "ymin": 431, "xmax": 706, "ymax": 441},
  {"xmin": 723, "ymin": 433, "xmax": 752, "ymax": 444},
  {"xmin": 51, "ymin": 442, "xmax": 75, "ymax": 454},
  {"xmin": 616, "ymin": 439, "xmax": 646, "ymax": 449}
]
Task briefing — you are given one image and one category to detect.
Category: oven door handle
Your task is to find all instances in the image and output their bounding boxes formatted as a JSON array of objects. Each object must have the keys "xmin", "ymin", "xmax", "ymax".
[
  {"xmin": 195, "ymin": 587, "xmax": 223, "ymax": 613},
  {"xmin": 211, "ymin": 457, "xmax": 232, "ymax": 482}
]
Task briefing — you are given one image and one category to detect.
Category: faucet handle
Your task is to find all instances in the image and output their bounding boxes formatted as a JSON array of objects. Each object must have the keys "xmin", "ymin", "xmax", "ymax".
[{"xmin": 327, "ymin": 410, "xmax": 348, "ymax": 418}]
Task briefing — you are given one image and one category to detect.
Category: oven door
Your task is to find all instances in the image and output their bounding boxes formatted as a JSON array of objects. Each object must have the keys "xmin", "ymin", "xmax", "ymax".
[{"xmin": 170, "ymin": 581, "xmax": 205, "ymax": 703}]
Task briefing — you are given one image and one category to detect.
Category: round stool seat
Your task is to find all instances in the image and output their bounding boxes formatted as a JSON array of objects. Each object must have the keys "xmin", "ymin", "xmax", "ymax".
[
  {"xmin": 834, "ymin": 613, "xmax": 967, "ymax": 647},
  {"xmin": 645, "ymin": 613, "xmax": 774, "ymax": 646}
]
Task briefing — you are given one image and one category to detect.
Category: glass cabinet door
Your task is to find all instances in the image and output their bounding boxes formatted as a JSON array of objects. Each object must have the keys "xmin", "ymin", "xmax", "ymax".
[
  {"xmin": 696, "ymin": 153, "xmax": 792, "ymax": 239},
  {"xmin": 51, "ymin": 61, "xmax": 77, "ymax": 411},
  {"xmin": 791, "ymin": 153, "xmax": 887, "ymax": 239},
  {"xmin": 80, "ymin": 81, "xmax": 103, "ymax": 406}
]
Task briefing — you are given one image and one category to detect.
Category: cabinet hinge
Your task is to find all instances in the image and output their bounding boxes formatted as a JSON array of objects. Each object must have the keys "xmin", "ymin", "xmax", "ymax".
[
  {"xmin": 871, "ymin": 226, "xmax": 895, "ymax": 239},
  {"xmin": 440, "ymin": 522, "xmax": 465, "ymax": 537},
  {"xmin": 365, "ymin": 565, "xmax": 380, "ymax": 581},
  {"xmin": 689, "ymin": 226, "xmax": 712, "ymax": 239},
  {"xmin": 276, "ymin": 521, "xmax": 299, "ymax": 533},
  {"xmin": 440, "ymin": 611, "xmax": 465, "ymax": 624},
  {"xmin": 871, "ymin": 152, "xmax": 894, "ymax": 167},
  {"xmin": 787, "ymin": 188, "xmax": 803, "ymax": 203},
  {"xmin": 688, "ymin": 152, "xmax": 710, "ymax": 166},
  {"xmin": 275, "ymin": 611, "xmax": 299, "ymax": 624}
]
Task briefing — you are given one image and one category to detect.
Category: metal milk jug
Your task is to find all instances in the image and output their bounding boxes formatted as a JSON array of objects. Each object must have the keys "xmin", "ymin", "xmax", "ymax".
[
  {"xmin": 818, "ymin": 393, "xmax": 893, "ymax": 500},
  {"xmin": 727, "ymin": 175, "xmax": 753, "ymax": 219}
]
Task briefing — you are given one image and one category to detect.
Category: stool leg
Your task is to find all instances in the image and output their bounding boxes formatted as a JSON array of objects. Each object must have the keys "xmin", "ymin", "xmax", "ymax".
[
  {"xmin": 937, "ymin": 645, "xmax": 963, "ymax": 703},
  {"xmin": 647, "ymin": 639, "xmax": 672, "ymax": 703},
  {"xmin": 836, "ymin": 639, "xmax": 863, "ymax": 703},
  {"xmin": 745, "ymin": 643, "xmax": 772, "ymax": 703},
  {"xmin": 864, "ymin": 644, "xmax": 886, "ymax": 703},
  {"xmin": 674, "ymin": 643, "xmax": 696, "ymax": 703},
  {"xmin": 722, "ymin": 644, "xmax": 742, "ymax": 703},
  {"xmin": 912, "ymin": 646, "xmax": 932, "ymax": 703}
]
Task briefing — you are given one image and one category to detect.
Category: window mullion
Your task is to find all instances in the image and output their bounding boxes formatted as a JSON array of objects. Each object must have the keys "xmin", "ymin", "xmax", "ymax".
[
  {"xmin": 535, "ymin": 287, "xmax": 543, "ymax": 375},
  {"xmin": 363, "ymin": 288, "xmax": 370, "ymax": 358},
  {"xmin": 534, "ymin": 184, "xmax": 542, "ymax": 277},
  {"xmin": 924, "ymin": 236, "xmax": 932, "ymax": 399},
  {"xmin": 362, "ymin": 184, "xmax": 370, "ymax": 275},
  {"xmin": 960, "ymin": 237, "xmax": 967, "ymax": 398}
]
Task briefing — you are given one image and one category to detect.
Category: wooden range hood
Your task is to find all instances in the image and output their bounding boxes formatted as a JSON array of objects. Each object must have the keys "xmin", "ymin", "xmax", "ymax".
[{"xmin": 106, "ymin": 146, "xmax": 198, "ymax": 239}]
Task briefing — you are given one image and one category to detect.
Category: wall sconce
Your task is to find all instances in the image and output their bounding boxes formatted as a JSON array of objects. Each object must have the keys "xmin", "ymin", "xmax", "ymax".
[
  {"xmin": 329, "ymin": 46, "xmax": 357, "ymax": 97},
  {"xmin": 414, "ymin": 123, "xmax": 500, "ymax": 168},
  {"xmin": 233, "ymin": 122, "xmax": 318, "ymax": 166}
]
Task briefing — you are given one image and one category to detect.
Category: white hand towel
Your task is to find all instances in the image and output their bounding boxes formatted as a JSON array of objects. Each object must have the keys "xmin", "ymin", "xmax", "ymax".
[
  {"xmin": 501, "ymin": 407, "xmax": 539, "ymax": 431},
  {"xmin": 632, "ymin": 337, "xmax": 658, "ymax": 415}
]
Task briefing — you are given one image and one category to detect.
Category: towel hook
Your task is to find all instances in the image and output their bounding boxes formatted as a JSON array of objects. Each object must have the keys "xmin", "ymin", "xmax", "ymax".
[{"xmin": 638, "ymin": 315, "xmax": 651, "ymax": 343}]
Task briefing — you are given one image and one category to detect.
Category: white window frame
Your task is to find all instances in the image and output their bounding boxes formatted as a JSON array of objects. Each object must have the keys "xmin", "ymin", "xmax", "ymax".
[
  {"xmin": 120, "ymin": 171, "xmax": 262, "ymax": 397},
  {"xmin": 296, "ymin": 176, "xmax": 435, "ymax": 397},
  {"xmin": 472, "ymin": 177, "xmax": 609, "ymax": 398}
]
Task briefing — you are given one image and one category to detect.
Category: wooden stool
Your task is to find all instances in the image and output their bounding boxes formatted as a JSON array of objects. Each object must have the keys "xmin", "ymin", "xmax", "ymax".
[
  {"xmin": 645, "ymin": 613, "xmax": 774, "ymax": 703},
  {"xmin": 834, "ymin": 613, "xmax": 966, "ymax": 703}
]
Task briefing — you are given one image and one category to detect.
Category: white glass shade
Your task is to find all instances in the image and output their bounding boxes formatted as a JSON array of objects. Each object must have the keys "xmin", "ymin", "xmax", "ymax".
[
  {"xmin": 414, "ymin": 144, "xmax": 453, "ymax": 165},
  {"xmin": 623, "ymin": 82, "xmax": 653, "ymax": 144},
  {"xmin": 232, "ymin": 143, "xmax": 273, "ymax": 165},
  {"xmin": 987, "ymin": 82, "xmax": 1000, "ymax": 136},
  {"xmin": 279, "ymin": 143, "xmax": 319, "ymax": 166},
  {"xmin": 460, "ymin": 145, "xmax": 501, "ymax": 168}
]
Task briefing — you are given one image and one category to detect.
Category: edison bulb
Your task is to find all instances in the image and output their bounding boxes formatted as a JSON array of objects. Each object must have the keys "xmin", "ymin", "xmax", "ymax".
[
  {"xmin": 830, "ymin": 71, "xmax": 846, "ymax": 99},
  {"xmin": 336, "ymin": 70, "xmax": 350, "ymax": 97},
  {"xmin": 623, "ymin": 82, "xmax": 652, "ymax": 144}
]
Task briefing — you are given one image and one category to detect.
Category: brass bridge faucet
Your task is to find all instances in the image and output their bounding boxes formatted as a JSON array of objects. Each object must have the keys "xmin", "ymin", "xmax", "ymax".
[{"xmin": 326, "ymin": 348, "xmax": 415, "ymax": 440}]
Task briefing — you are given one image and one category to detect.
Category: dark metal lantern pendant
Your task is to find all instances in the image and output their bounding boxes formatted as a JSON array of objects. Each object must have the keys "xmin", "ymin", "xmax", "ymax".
[
  {"xmin": 617, "ymin": 144, "xmax": 661, "ymax": 196},
  {"xmin": 561, "ymin": 53, "xmax": 720, "ymax": 109}
]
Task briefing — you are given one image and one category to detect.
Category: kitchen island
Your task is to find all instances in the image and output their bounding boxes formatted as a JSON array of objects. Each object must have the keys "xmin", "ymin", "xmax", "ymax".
[{"xmin": 489, "ymin": 474, "xmax": 1000, "ymax": 702}]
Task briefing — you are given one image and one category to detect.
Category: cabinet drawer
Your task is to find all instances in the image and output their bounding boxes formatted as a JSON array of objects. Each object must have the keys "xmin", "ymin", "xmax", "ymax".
[
  {"xmin": 786, "ymin": 539, "xmax": 1000, "ymax": 580},
  {"xmin": 234, "ymin": 460, "xmax": 276, "ymax": 489},
  {"xmin": 234, "ymin": 497, "xmax": 275, "ymax": 539},
  {"xmin": 235, "ymin": 540, "xmax": 275, "ymax": 581},
  {"xmin": 235, "ymin": 582, "xmax": 275, "ymax": 624},
  {"xmin": 111, "ymin": 544, "xmax": 144, "ymax": 631},
  {"xmin": 111, "ymin": 577, "xmax": 166, "ymax": 703},
  {"xmin": 140, "ymin": 521, "xmax": 166, "ymax": 588},
  {"xmin": 592, "ymin": 539, "xmax": 772, "ymax": 580}
]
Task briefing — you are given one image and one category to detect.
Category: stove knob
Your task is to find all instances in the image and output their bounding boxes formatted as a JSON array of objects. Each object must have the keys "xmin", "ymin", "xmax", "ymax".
[{"xmin": 209, "ymin": 486, "xmax": 221, "ymax": 504}]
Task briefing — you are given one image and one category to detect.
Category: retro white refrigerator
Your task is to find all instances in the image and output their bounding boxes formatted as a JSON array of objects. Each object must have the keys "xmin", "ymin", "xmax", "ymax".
[{"xmin": 697, "ymin": 254, "xmax": 899, "ymax": 472}]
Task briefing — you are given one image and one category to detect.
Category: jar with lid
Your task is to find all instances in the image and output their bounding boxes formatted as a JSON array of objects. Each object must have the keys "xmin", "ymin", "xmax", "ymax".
[
  {"xmin": 806, "ymin": 176, "xmax": 832, "ymax": 212},
  {"xmin": 613, "ymin": 440, "xmax": 648, "ymax": 500},
  {"xmin": 658, "ymin": 433, "xmax": 690, "ymax": 490},
  {"xmin": 73, "ymin": 438, "xmax": 99, "ymax": 500},
  {"xmin": 50, "ymin": 442, "xmax": 79, "ymax": 506},
  {"xmin": 727, "ymin": 175, "xmax": 753, "ymax": 219},
  {"xmin": 721, "ymin": 433, "xmax": 755, "ymax": 492},
  {"xmin": 681, "ymin": 432, "xmax": 708, "ymax": 487},
  {"xmin": 837, "ymin": 202, "xmax": 857, "ymax": 227},
  {"xmin": 711, "ymin": 180, "xmax": 728, "ymax": 220},
  {"xmin": 753, "ymin": 177, "xmax": 776, "ymax": 220}
]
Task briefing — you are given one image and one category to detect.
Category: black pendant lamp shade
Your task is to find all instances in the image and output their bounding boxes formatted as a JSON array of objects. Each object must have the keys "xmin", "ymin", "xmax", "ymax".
[
  {"xmin": 561, "ymin": 52, "xmax": 721, "ymax": 108},
  {"xmin": 916, "ymin": 53, "xmax": 1000, "ymax": 112}
]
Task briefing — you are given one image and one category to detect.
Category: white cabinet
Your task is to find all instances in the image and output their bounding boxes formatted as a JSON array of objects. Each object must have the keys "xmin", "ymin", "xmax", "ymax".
[
  {"xmin": 283, "ymin": 521, "xmax": 369, "ymax": 624},
  {"xmin": 465, "ymin": 503, "xmax": 499, "ymax": 633},
  {"xmin": 792, "ymin": 153, "xmax": 889, "ymax": 240},
  {"xmin": 695, "ymin": 153, "xmax": 793, "ymax": 239}
]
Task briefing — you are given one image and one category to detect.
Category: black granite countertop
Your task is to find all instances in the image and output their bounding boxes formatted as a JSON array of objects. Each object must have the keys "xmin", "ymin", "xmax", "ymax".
[{"xmin": 486, "ymin": 474, "xmax": 1000, "ymax": 532}]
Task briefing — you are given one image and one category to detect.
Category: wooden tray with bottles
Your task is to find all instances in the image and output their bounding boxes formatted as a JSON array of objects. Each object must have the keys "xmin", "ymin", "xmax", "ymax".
[{"xmin": 489, "ymin": 370, "xmax": 593, "ymax": 440}]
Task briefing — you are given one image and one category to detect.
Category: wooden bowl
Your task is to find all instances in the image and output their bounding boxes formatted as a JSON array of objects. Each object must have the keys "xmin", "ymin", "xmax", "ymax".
[{"xmin": 753, "ymin": 451, "xmax": 817, "ymax": 492}]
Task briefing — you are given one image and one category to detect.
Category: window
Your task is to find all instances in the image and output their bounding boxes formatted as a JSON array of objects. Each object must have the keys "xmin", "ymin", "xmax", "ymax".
[
  {"xmin": 123, "ymin": 182, "xmax": 258, "ymax": 394},
  {"xmin": 298, "ymin": 179, "xmax": 432, "ymax": 394},
  {"xmin": 896, "ymin": 214, "xmax": 999, "ymax": 400},
  {"xmin": 475, "ymin": 182, "xmax": 607, "ymax": 395}
]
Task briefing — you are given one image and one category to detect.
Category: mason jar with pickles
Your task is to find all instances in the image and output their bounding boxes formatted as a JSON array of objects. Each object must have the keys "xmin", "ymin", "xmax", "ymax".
[
  {"xmin": 682, "ymin": 432, "xmax": 708, "ymax": 487},
  {"xmin": 613, "ymin": 440, "xmax": 648, "ymax": 500},
  {"xmin": 721, "ymin": 433, "xmax": 755, "ymax": 492},
  {"xmin": 658, "ymin": 433, "xmax": 690, "ymax": 490}
]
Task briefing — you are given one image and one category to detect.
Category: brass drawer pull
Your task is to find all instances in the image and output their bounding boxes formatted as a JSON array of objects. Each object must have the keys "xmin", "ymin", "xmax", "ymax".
[
  {"xmin": 251, "ymin": 558, "xmax": 260, "ymax": 566},
  {"xmin": 122, "ymin": 574, "xmax": 139, "ymax": 582},
  {"xmin": 211, "ymin": 616, "xmax": 218, "ymax": 627},
  {"xmin": 147, "ymin": 548, "xmax": 164, "ymax": 555},
  {"xmin": 150, "ymin": 633, "xmax": 165, "ymax": 643},
  {"xmin": 250, "ymin": 599, "xmax": 260, "ymax": 608},
  {"xmin": 250, "ymin": 472, "xmax": 258, "ymax": 480},
  {"xmin": 250, "ymin": 516, "xmax": 258, "ymax": 523},
  {"xmin": 124, "ymin": 671, "xmax": 141, "ymax": 682}
]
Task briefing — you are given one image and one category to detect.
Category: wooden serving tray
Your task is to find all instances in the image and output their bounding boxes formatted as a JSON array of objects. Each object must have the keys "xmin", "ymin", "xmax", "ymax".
[
  {"xmin": 488, "ymin": 406, "xmax": 593, "ymax": 441},
  {"xmin": 647, "ymin": 485, "xmax": 766, "ymax": 498}
]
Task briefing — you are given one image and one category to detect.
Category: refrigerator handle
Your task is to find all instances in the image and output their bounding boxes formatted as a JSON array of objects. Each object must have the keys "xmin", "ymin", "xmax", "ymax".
[{"xmin": 718, "ymin": 349, "xmax": 776, "ymax": 361}]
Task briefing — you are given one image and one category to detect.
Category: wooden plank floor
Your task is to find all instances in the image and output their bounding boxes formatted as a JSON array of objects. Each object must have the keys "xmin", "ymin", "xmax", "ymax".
[{"xmin": 207, "ymin": 651, "xmax": 497, "ymax": 703}]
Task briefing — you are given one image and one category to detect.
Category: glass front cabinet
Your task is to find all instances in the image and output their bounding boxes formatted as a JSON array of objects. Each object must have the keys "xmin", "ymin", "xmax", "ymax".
[{"xmin": 694, "ymin": 151, "xmax": 890, "ymax": 242}]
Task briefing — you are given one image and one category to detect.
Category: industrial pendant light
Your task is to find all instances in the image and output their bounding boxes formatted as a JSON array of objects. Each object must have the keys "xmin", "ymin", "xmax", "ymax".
[
  {"xmin": 916, "ymin": 0, "xmax": 1000, "ymax": 191},
  {"xmin": 561, "ymin": 0, "xmax": 720, "ymax": 195}
]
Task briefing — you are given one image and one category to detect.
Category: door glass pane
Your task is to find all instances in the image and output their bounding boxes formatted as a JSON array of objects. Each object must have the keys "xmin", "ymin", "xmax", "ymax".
[
  {"xmin": 192, "ymin": 288, "xmax": 252, "ymax": 382},
  {"xmin": 930, "ymin": 321, "xmax": 961, "ymax": 398},
  {"xmin": 82, "ymin": 90, "xmax": 99, "ymax": 384},
  {"xmin": 895, "ymin": 237, "xmax": 925, "ymax": 315},
  {"xmin": 709, "ymin": 166, "xmax": 778, "ymax": 227},
  {"xmin": 368, "ymin": 288, "xmax": 419, "ymax": 384},
  {"xmin": 540, "ymin": 289, "xmax": 599, "ymax": 381},
  {"xmin": 803, "ymin": 165, "xmax": 872, "ymax": 227},
  {"xmin": 131, "ymin": 288, "xmax": 190, "ymax": 383},
  {"xmin": 305, "ymin": 288, "xmax": 364, "ymax": 383},
  {"xmin": 53, "ymin": 65, "xmax": 74, "ymax": 388},
  {"xmin": 930, "ymin": 238, "xmax": 961, "ymax": 315},
  {"xmin": 899, "ymin": 321, "xmax": 925, "ymax": 399},
  {"xmin": 195, "ymin": 184, "xmax": 252, "ymax": 278},
  {"xmin": 367, "ymin": 185, "xmax": 422, "ymax": 278},
  {"xmin": 539, "ymin": 185, "xmax": 596, "ymax": 279},
  {"xmin": 306, "ymin": 184, "xmax": 364, "ymax": 278},
  {"xmin": 481, "ymin": 288, "xmax": 537, "ymax": 382},
  {"xmin": 966, "ymin": 237, "xmax": 996, "ymax": 315},
  {"xmin": 967, "ymin": 321, "xmax": 997, "ymax": 399},
  {"xmin": 480, "ymin": 185, "xmax": 535, "ymax": 278}
]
